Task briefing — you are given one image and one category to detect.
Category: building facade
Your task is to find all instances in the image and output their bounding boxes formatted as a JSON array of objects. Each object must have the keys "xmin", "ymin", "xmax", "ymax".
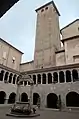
[
  {"xmin": 0, "ymin": 1, "xmax": 79, "ymax": 109},
  {"xmin": 0, "ymin": 38, "xmax": 23, "ymax": 104}
]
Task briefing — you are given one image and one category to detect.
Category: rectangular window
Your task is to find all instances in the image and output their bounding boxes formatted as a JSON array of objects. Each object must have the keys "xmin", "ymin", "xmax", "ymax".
[{"xmin": 3, "ymin": 52, "xmax": 6, "ymax": 59}]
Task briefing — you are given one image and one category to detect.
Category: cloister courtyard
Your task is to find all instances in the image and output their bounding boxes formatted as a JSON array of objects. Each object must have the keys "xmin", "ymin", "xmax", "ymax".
[{"xmin": 0, "ymin": 105, "xmax": 79, "ymax": 119}]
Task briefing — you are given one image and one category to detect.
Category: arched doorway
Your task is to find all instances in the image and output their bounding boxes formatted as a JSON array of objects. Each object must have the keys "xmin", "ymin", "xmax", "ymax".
[
  {"xmin": 47, "ymin": 93, "xmax": 58, "ymax": 108},
  {"xmin": 0, "ymin": 91, "xmax": 6, "ymax": 104},
  {"xmin": 66, "ymin": 70, "xmax": 71, "ymax": 82},
  {"xmin": 8, "ymin": 92, "xmax": 16, "ymax": 104},
  {"xmin": 21, "ymin": 93, "xmax": 28, "ymax": 102},
  {"xmin": 66, "ymin": 92, "xmax": 79, "ymax": 107},
  {"xmin": 72, "ymin": 69, "xmax": 78, "ymax": 82},
  {"xmin": 33, "ymin": 93, "xmax": 40, "ymax": 105}
]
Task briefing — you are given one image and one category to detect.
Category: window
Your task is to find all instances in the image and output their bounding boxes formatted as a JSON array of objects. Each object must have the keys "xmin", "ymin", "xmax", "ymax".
[
  {"xmin": 3, "ymin": 52, "xmax": 6, "ymax": 59},
  {"xmin": 73, "ymin": 55, "xmax": 79, "ymax": 63},
  {"xmin": 45, "ymin": 7, "xmax": 48, "ymax": 10},
  {"xmin": 41, "ymin": 9, "xmax": 44, "ymax": 12},
  {"xmin": 12, "ymin": 57, "xmax": 15, "ymax": 63}
]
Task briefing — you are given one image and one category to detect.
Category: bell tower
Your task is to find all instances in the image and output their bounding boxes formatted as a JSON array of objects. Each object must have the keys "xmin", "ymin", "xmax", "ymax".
[{"xmin": 34, "ymin": 1, "xmax": 60, "ymax": 69}]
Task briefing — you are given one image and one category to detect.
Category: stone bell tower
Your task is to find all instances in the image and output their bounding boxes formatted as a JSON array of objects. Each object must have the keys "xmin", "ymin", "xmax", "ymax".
[{"xmin": 34, "ymin": 1, "xmax": 60, "ymax": 69}]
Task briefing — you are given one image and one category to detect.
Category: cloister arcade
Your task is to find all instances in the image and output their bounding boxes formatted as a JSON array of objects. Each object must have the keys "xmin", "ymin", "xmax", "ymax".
[
  {"xmin": 0, "ymin": 68, "xmax": 79, "ymax": 108},
  {"xmin": 0, "ymin": 69, "xmax": 20, "ymax": 84},
  {"xmin": 23, "ymin": 69, "xmax": 79, "ymax": 86},
  {"xmin": 0, "ymin": 90, "xmax": 79, "ymax": 108}
]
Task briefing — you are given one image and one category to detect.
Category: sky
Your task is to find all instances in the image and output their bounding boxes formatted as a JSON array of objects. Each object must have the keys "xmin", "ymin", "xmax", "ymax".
[{"xmin": 0, "ymin": 0, "xmax": 79, "ymax": 63}]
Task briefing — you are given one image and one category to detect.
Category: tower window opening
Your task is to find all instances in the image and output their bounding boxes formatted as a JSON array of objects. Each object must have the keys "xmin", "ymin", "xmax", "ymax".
[
  {"xmin": 45, "ymin": 7, "xmax": 48, "ymax": 10},
  {"xmin": 41, "ymin": 9, "xmax": 44, "ymax": 12}
]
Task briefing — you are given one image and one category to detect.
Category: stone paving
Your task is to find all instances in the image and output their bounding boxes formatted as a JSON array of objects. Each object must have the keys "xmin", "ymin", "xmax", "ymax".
[{"xmin": 0, "ymin": 106, "xmax": 79, "ymax": 119}]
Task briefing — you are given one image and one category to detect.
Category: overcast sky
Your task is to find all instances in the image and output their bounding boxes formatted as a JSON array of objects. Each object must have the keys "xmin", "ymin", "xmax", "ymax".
[{"xmin": 0, "ymin": 0, "xmax": 79, "ymax": 63}]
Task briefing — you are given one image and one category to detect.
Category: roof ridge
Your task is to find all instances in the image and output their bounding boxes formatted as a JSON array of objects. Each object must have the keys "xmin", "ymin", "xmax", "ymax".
[{"xmin": 61, "ymin": 19, "xmax": 79, "ymax": 31}]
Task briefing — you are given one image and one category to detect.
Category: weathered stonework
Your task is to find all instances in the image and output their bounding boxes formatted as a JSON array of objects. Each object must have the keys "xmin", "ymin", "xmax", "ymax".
[{"xmin": 0, "ymin": 1, "xmax": 79, "ymax": 109}]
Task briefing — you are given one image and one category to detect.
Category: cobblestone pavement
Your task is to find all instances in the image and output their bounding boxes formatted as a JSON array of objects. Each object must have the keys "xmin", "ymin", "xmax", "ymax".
[{"xmin": 0, "ymin": 106, "xmax": 79, "ymax": 119}]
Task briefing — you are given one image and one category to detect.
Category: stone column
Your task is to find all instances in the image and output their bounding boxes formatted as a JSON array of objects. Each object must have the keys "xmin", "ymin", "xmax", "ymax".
[
  {"xmin": 7, "ymin": 73, "xmax": 10, "ymax": 83},
  {"xmin": 29, "ymin": 83, "xmax": 34, "ymax": 106},
  {"xmin": 46, "ymin": 73, "xmax": 48, "ymax": 84},
  {"xmin": 15, "ymin": 75, "xmax": 18, "ymax": 85},
  {"xmin": 27, "ymin": 81, "xmax": 29, "ymax": 86},
  {"xmin": 41, "ymin": 89, "xmax": 45, "ymax": 109},
  {"xmin": 16, "ymin": 84, "xmax": 20, "ymax": 102},
  {"xmin": 64, "ymin": 71, "xmax": 66, "ymax": 83},
  {"xmin": 36, "ymin": 74, "xmax": 38, "ymax": 85},
  {"xmin": 71, "ymin": 71, "xmax": 73, "ymax": 82},
  {"xmin": 78, "ymin": 69, "xmax": 79, "ymax": 80},
  {"xmin": 11, "ymin": 75, "xmax": 13, "ymax": 84},
  {"xmin": 5, "ymin": 99, "xmax": 8, "ymax": 104},
  {"xmin": 3, "ymin": 71, "xmax": 5, "ymax": 82},
  {"xmin": 41, "ymin": 74, "xmax": 42, "ymax": 84},
  {"xmin": 22, "ymin": 80, "xmax": 24, "ymax": 86},
  {"xmin": 52, "ymin": 73, "xmax": 53, "ymax": 83},
  {"xmin": 58, "ymin": 72, "xmax": 60, "ymax": 83}
]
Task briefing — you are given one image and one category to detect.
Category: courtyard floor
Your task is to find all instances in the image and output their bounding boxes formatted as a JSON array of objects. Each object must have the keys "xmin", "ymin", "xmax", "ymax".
[{"xmin": 0, "ymin": 106, "xmax": 79, "ymax": 119}]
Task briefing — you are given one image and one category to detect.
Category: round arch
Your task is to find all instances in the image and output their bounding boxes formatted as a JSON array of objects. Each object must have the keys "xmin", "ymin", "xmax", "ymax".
[
  {"xmin": 33, "ymin": 75, "xmax": 36, "ymax": 84},
  {"xmin": 9, "ymin": 73, "xmax": 13, "ymax": 83},
  {"xmin": 42, "ymin": 73, "xmax": 46, "ymax": 84},
  {"xmin": 72, "ymin": 69, "xmax": 78, "ymax": 82},
  {"xmin": 13, "ymin": 75, "xmax": 16, "ymax": 84},
  {"xmin": 4, "ymin": 72, "xmax": 9, "ymax": 82},
  {"xmin": 8, "ymin": 92, "xmax": 16, "ymax": 104},
  {"xmin": 48, "ymin": 73, "xmax": 52, "ymax": 84},
  {"xmin": 0, "ymin": 70, "xmax": 4, "ymax": 81},
  {"xmin": 66, "ymin": 91, "xmax": 79, "ymax": 107},
  {"xmin": 37, "ymin": 74, "xmax": 41, "ymax": 84},
  {"xmin": 59, "ymin": 71, "xmax": 65, "ymax": 83},
  {"xmin": 66, "ymin": 70, "xmax": 71, "ymax": 82},
  {"xmin": 47, "ymin": 93, "xmax": 58, "ymax": 108},
  {"xmin": 16, "ymin": 74, "xmax": 34, "ymax": 103},
  {"xmin": 0, "ymin": 91, "xmax": 6, "ymax": 104},
  {"xmin": 21, "ymin": 93, "xmax": 28, "ymax": 102},
  {"xmin": 53, "ymin": 72, "xmax": 58, "ymax": 83},
  {"xmin": 33, "ymin": 93, "xmax": 40, "ymax": 105}
]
